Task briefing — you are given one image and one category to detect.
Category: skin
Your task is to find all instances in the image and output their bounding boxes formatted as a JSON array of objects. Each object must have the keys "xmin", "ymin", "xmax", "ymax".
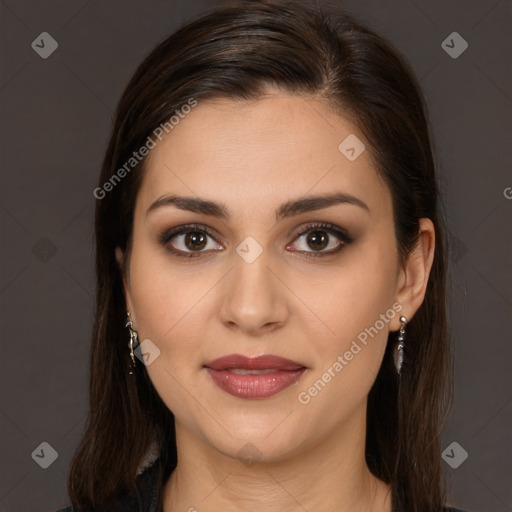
[{"xmin": 116, "ymin": 88, "xmax": 435, "ymax": 512}]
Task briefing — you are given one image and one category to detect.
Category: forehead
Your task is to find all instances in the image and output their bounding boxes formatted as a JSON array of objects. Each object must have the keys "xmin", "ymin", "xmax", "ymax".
[{"xmin": 136, "ymin": 93, "xmax": 391, "ymax": 220}]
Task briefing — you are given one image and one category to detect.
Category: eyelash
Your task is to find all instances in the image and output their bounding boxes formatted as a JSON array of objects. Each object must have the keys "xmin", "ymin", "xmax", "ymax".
[{"xmin": 158, "ymin": 222, "xmax": 354, "ymax": 260}]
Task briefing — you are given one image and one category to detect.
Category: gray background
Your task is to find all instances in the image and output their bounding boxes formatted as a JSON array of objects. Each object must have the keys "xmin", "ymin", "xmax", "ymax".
[{"xmin": 0, "ymin": 0, "xmax": 510, "ymax": 511}]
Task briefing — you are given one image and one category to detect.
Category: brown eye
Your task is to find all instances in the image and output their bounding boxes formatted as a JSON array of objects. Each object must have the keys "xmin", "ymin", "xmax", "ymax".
[
  {"xmin": 305, "ymin": 230, "xmax": 330, "ymax": 251},
  {"xmin": 288, "ymin": 222, "xmax": 353, "ymax": 259},
  {"xmin": 183, "ymin": 231, "xmax": 208, "ymax": 251},
  {"xmin": 159, "ymin": 224, "xmax": 222, "ymax": 258}
]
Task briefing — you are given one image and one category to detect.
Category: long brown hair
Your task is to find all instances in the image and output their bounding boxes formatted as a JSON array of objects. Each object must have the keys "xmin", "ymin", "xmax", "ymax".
[{"xmin": 68, "ymin": 1, "xmax": 452, "ymax": 510}]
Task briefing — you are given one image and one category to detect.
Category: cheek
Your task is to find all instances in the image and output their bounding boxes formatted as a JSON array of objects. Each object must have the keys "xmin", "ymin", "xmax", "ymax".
[
  {"xmin": 128, "ymin": 289, "xmax": 199, "ymax": 425},
  {"xmin": 127, "ymin": 244, "xmax": 218, "ymax": 407},
  {"xmin": 292, "ymin": 247, "xmax": 398, "ymax": 427},
  {"xmin": 301, "ymin": 240, "xmax": 398, "ymax": 357},
  {"xmin": 129, "ymin": 239, "xmax": 211, "ymax": 343}
]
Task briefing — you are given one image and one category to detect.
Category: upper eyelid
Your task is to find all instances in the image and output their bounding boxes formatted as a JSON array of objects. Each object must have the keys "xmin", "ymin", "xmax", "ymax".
[{"xmin": 293, "ymin": 222, "xmax": 350, "ymax": 239}]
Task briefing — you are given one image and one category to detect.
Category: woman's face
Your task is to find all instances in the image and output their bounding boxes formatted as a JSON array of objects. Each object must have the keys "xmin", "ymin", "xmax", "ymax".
[{"xmin": 118, "ymin": 91, "xmax": 419, "ymax": 462}]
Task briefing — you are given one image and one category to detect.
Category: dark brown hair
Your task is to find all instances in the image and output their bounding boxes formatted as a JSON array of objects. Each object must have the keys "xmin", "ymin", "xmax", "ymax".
[{"xmin": 68, "ymin": 1, "xmax": 452, "ymax": 510}]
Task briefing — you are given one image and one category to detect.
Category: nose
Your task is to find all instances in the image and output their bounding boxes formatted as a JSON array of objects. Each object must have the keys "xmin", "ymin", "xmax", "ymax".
[{"xmin": 219, "ymin": 247, "xmax": 290, "ymax": 337}]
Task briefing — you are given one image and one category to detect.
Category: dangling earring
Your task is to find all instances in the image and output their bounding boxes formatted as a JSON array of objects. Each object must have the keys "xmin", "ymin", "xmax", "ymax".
[
  {"xmin": 394, "ymin": 316, "xmax": 407, "ymax": 375},
  {"xmin": 125, "ymin": 311, "xmax": 140, "ymax": 375}
]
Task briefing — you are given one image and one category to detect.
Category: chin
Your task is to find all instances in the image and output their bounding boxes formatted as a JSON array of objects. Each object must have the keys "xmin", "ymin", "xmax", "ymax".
[{"xmin": 193, "ymin": 410, "xmax": 315, "ymax": 464}]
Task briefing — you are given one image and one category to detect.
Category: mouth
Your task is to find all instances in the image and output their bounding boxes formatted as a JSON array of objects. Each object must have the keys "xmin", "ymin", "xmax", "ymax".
[{"xmin": 204, "ymin": 354, "xmax": 307, "ymax": 399}]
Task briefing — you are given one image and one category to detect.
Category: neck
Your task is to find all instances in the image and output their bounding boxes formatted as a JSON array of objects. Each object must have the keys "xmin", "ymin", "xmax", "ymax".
[{"xmin": 162, "ymin": 407, "xmax": 392, "ymax": 512}]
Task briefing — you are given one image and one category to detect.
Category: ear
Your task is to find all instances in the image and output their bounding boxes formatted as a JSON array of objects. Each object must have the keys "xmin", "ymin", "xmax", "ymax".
[
  {"xmin": 116, "ymin": 246, "xmax": 135, "ymax": 318},
  {"xmin": 391, "ymin": 218, "xmax": 435, "ymax": 331}
]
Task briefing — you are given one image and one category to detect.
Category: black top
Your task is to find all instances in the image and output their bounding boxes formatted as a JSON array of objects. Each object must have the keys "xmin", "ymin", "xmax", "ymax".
[{"xmin": 57, "ymin": 458, "xmax": 470, "ymax": 512}]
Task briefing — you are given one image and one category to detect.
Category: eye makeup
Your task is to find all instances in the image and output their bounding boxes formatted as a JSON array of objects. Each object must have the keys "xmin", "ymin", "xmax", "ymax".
[{"xmin": 157, "ymin": 221, "xmax": 355, "ymax": 260}]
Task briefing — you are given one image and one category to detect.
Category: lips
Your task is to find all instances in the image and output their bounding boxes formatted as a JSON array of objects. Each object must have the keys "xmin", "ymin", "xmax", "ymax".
[{"xmin": 204, "ymin": 354, "xmax": 306, "ymax": 399}]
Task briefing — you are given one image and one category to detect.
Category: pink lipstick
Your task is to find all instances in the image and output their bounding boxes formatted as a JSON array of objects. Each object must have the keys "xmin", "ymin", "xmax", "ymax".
[{"xmin": 204, "ymin": 354, "xmax": 306, "ymax": 399}]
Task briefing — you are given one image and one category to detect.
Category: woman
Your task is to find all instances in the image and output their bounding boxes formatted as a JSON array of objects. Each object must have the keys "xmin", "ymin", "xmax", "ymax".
[{"xmin": 60, "ymin": 1, "xmax": 469, "ymax": 511}]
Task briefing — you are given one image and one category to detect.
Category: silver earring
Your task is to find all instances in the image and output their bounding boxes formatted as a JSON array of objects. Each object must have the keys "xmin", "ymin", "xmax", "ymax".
[
  {"xmin": 394, "ymin": 316, "xmax": 407, "ymax": 375},
  {"xmin": 125, "ymin": 311, "xmax": 140, "ymax": 374}
]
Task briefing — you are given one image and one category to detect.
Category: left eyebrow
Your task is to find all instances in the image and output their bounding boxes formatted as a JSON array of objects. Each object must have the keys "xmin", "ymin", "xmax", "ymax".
[
  {"xmin": 145, "ymin": 192, "xmax": 370, "ymax": 221},
  {"xmin": 276, "ymin": 192, "xmax": 369, "ymax": 220}
]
